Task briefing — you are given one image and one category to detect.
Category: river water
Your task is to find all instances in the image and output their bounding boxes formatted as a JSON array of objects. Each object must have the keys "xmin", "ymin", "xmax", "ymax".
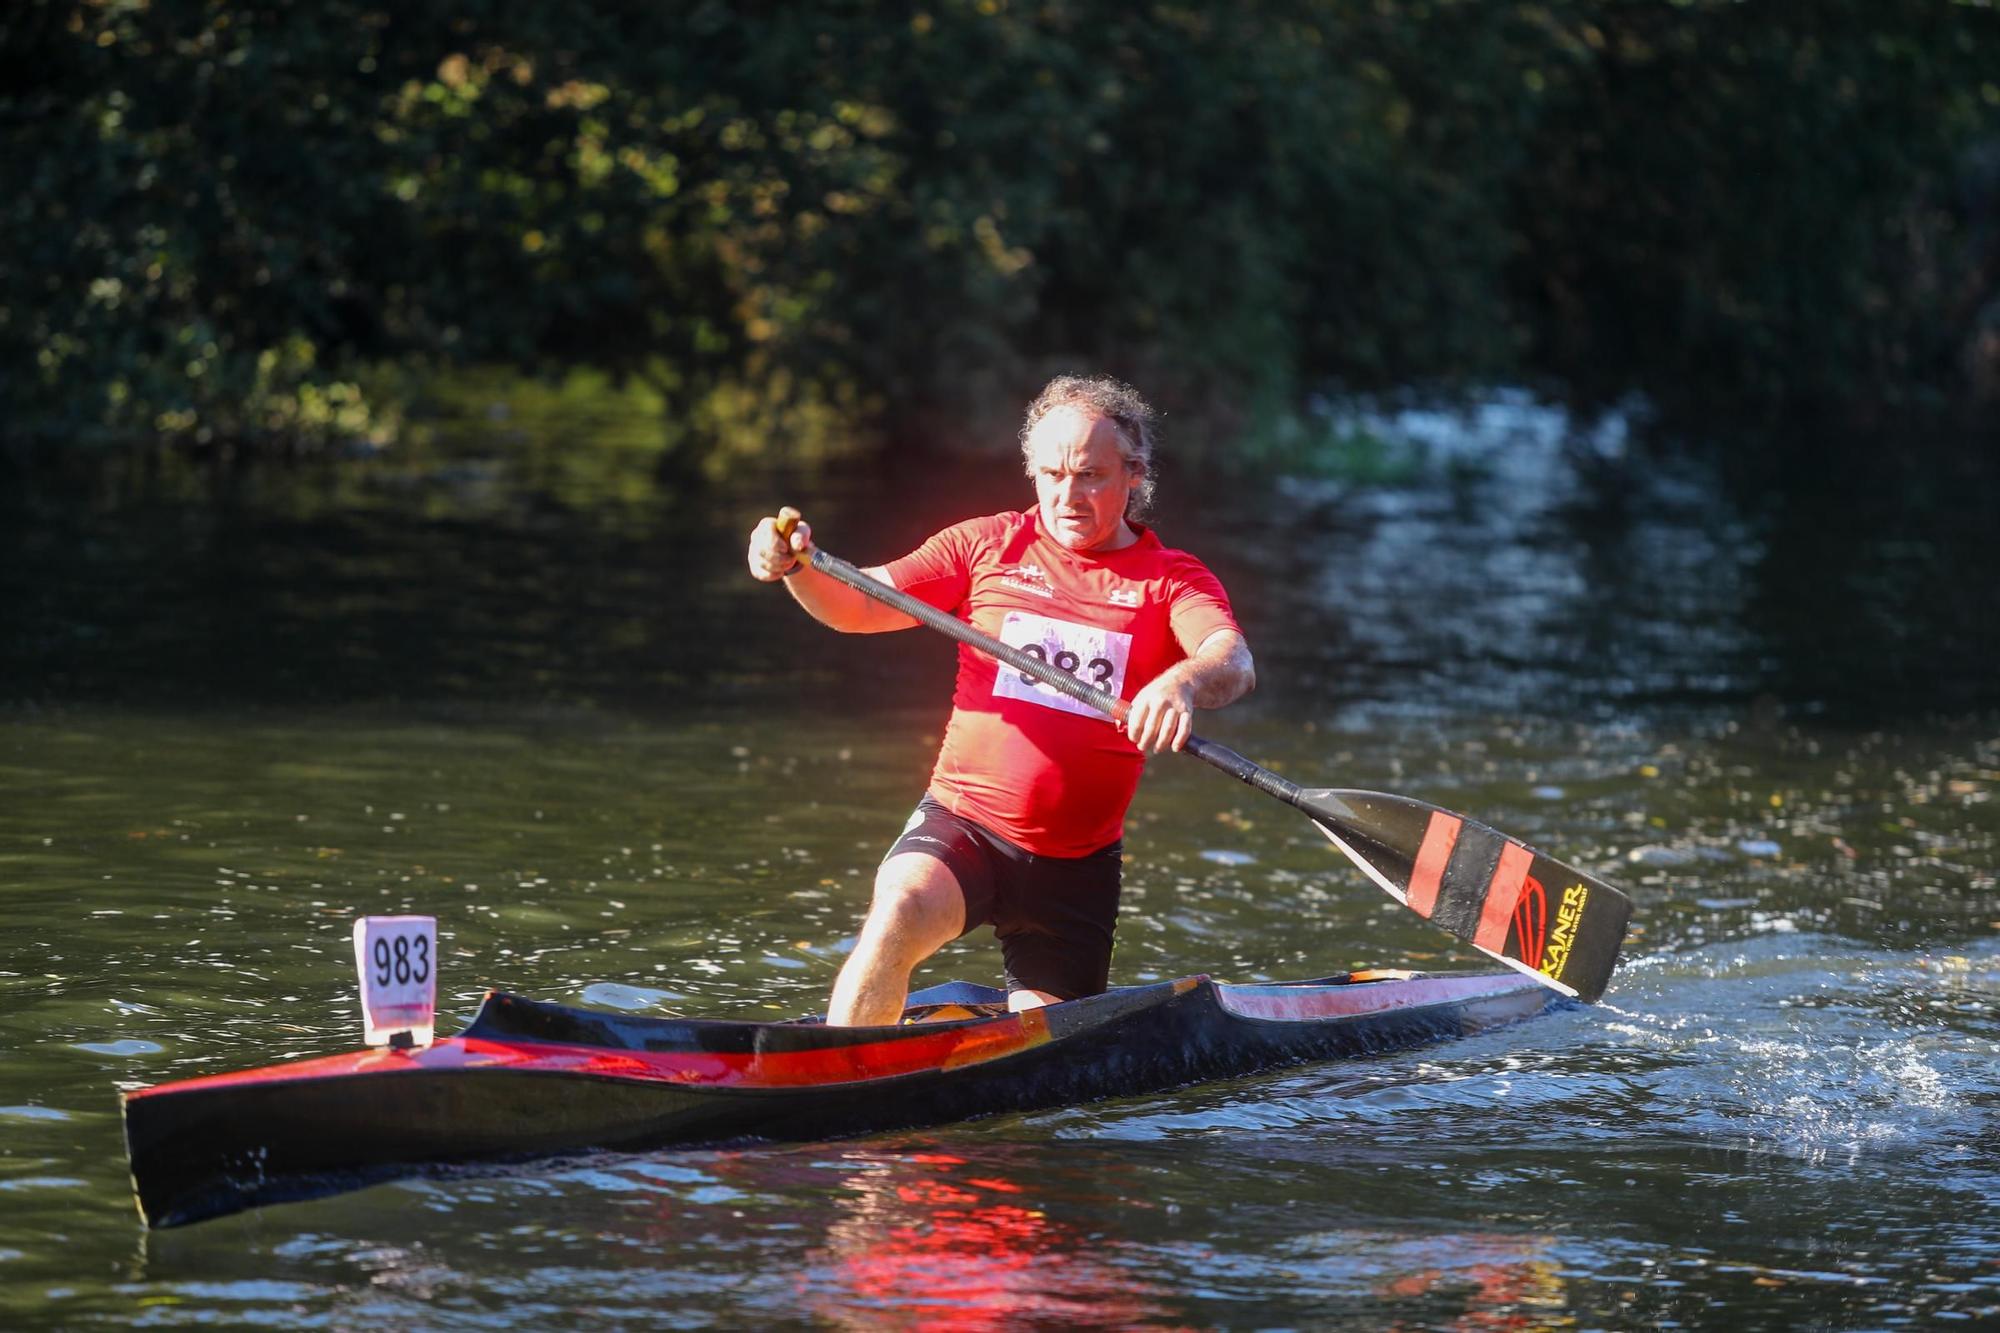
[{"xmin": 2, "ymin": 395, "xmax": 1996, "ymax": 1328}]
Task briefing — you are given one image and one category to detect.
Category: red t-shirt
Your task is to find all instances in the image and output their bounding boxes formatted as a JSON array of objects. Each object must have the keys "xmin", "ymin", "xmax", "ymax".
[{"xmin": 882, "ymin": 510, "xmax": 1241, "ymax": 857}]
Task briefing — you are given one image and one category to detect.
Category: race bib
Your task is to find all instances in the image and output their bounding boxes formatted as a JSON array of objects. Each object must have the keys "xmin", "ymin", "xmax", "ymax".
[{"xmin": 994, "ymin": 611, "xmax": 1132, "ymax": 719}]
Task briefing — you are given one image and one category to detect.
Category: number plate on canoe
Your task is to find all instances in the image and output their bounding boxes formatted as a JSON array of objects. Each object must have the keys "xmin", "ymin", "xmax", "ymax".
[{"xmin": 351, "ymin": 915, "xmax": 437, "ymax": 1047}]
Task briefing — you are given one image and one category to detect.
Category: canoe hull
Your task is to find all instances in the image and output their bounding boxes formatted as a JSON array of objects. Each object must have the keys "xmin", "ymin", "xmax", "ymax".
[{"xmin": 124, "ymin": 971, "xmax": 1558, "ymax": 1228}]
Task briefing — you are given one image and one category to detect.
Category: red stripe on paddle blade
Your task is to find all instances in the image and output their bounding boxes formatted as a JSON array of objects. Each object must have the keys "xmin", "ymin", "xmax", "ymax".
[
  {"xmin": 1474, "ymin": 840, "xmax": 1536, "ymax": 953},
  {"xmin": 1512, "ymin": 875, "xmax": 1549, "ymax": 969},
  {"xmin": 1407, "ymin": 812, "xmax": 1462, "ymax": 918}
]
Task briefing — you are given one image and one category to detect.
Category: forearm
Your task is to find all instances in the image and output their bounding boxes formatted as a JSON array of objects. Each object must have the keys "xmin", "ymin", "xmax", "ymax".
[
  {"xmin": 1122, "ymin": 628, "xmax": 1253, "ymax": 753},
  {"xmin": 1160, "ymin": 630, "xmax": 1256, "ymax": 709},
  {"xmin": 783, "ymin": 563, "xmax": 917, "ymax": 634}
]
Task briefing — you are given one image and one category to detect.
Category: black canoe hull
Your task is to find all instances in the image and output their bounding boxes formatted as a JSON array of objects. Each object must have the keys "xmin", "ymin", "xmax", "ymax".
[{"xmin": 124, "ymin": 971, "xmax": 1559, "ymax": 1228}]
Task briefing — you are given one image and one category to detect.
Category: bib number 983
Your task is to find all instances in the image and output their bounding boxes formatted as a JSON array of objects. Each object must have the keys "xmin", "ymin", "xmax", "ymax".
[
  {"xmin": 995, "ymin": 612, "xmax": 1132, "ymax": 720},
  {"xmin": 351, "ymin": 915, "xmax": 437, "ymax": 1047}
]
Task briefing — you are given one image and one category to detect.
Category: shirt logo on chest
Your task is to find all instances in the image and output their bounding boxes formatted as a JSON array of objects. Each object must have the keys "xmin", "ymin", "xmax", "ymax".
[
  {"xmin": 1107, "ymin": 588, "xmax": 1142, "ymax": 608},
  {"xmin": 1000, "ymin": 563, "xmax": 1055, "ymax": 598}
]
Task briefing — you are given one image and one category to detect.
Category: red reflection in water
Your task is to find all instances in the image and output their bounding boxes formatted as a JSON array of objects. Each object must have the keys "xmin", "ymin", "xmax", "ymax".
[
  {"xmin": 796, "ymin": 1150, "xmax": 1192, "ymax": 1331},
  {"xmin": 1377, "ymin": 1232, "xmax": 1569, "ymax": 1332}
]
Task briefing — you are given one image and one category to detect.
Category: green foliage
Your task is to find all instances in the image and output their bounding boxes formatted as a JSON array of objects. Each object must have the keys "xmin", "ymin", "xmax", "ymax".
[
  {"xmin": 1, "ymin": 0, "xmax": 1993, "ymax": 464},
  {"xmin": 1507, "ymin": 2, "xmax": 2000, "ymax": 415}
]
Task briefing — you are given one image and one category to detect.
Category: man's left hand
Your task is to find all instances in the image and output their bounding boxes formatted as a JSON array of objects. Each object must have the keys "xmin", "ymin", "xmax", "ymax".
[{"xmin": 1123, "ymin": 676, "xmax": 1196, "ymax": 754}]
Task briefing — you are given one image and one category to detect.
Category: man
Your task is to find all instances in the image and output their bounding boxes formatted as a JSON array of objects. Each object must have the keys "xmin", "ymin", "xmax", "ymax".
[{"xmin": 746, "ymin": 375, "xmax": 1255, "ymax": 1025}]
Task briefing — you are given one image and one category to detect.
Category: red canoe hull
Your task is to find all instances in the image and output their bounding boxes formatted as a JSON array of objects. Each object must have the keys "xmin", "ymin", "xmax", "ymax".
[{"xmin": 123, "ymin": 971, "xmax": 1559, "ymax": 1228}]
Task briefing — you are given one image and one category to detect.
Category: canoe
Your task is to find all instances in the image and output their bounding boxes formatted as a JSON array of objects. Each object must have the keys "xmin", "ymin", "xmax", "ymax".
[{"xmin": 123, "ymin": 968, "xmax": 1561, "ymax": 1228}]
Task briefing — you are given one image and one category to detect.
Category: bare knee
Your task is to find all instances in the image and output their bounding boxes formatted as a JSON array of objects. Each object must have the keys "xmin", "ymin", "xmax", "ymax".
[{"xmin": 857, "ymin": 855, "xmax": 965, "ymax": 962}]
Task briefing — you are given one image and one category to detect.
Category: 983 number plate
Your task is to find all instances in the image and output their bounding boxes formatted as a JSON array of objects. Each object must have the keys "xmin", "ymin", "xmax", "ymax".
[{"xmin": 351, "ymin": 915, "xmax": 437, "ymax": 1047}]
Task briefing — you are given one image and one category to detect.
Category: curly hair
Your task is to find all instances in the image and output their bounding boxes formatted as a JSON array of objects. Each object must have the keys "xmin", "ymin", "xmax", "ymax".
[{"xmin": 1018, "ymin": 375, "xmax": 1159, "ymax": 519}]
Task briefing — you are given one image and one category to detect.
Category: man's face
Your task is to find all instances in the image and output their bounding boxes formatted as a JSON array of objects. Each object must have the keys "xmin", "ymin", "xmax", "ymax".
[{"xmin": 1027, "ymin": 407, "xmax": 1139, "ymax": 552}]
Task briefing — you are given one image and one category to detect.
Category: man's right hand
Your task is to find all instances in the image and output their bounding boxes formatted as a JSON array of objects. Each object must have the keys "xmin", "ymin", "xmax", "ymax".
[
  {"xmin": 748, "ymin": 507, "xmax": 813, "ymax": 582},
  {"xmin": 746, "ymin": 510, "xmax": 912, "ymax": 634}
]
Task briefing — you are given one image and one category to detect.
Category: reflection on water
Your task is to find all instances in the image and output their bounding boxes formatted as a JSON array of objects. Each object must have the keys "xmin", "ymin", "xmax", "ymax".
[
  {"xmin": 1251, "ymin": 393, "xmax": 1754, "ymax": 717},
  {"xmin": 1, "ymin": 390, "xmax": 1996, "ymax": 1327},
  {"xmin": 797, "ymin": 1150, "xmax": 1187, "ymax": 1330},
  {"xmin": 5, "ymin": 390, "xmax": 1995, "ymax": 723},
  {"xmin": 1227, "ymin": 391, "xmax": 1998, "ymax": 723}
]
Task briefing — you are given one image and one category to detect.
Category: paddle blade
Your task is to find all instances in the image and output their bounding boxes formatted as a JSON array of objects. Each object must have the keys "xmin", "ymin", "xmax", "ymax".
[{"xmin": 1296, "ymin": 789, "xmax": 1632, "ymax": 1002}]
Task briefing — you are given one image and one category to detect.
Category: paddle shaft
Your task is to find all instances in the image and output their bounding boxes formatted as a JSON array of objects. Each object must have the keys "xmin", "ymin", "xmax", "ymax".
[{"xmin": 796, "ymin": 546, "xmax": 1301, "ymax": 806}]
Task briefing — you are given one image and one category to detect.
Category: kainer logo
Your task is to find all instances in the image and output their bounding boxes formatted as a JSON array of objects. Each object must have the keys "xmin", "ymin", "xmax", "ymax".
[{"xmin": 1538, "ymin": 882, "xmax": 1591, "ymax": 982}]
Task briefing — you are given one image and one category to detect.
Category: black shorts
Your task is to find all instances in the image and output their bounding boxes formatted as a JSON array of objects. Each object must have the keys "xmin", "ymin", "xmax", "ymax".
[{"xmin": 884, "ymin": 794, "xmax": 1123, "ymax": 1001}]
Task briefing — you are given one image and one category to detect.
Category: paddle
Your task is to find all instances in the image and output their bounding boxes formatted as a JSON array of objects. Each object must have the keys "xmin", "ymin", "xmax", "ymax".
[{"xmin": 772, "ymin": 516, "xmax": 1633, "ymax": 1002}]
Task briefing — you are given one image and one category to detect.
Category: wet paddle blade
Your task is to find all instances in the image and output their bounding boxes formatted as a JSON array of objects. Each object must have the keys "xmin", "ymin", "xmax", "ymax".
[{"xmin": 1296, "ymin": 789, "xmax": 1632, "ymax": 1003}]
